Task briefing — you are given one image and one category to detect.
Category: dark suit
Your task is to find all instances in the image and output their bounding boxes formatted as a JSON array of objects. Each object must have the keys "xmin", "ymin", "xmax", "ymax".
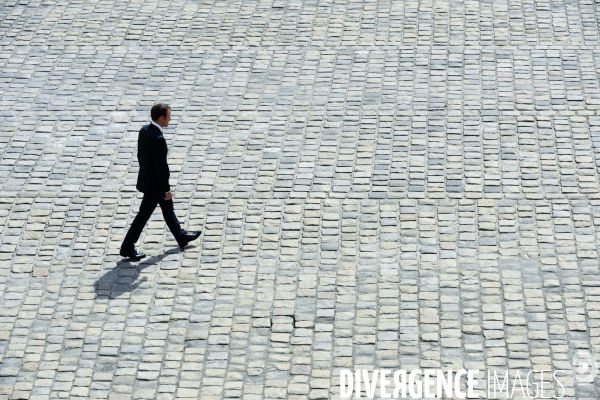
[{"xmin": 121, "ymin": 123, "xmax": 184, "ymax": 251}]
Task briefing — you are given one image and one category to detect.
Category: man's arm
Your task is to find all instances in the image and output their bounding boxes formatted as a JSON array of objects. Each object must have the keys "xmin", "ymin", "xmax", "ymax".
[{"xmin": 152, "ymin": 137, "xmax": 171, "ymax": 196}]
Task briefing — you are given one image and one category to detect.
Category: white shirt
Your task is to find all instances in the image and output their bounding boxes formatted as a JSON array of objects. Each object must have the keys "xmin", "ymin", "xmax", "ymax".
[{"xmin": 151, "ymin": 120, "xmax": 163, "ymax": 133}]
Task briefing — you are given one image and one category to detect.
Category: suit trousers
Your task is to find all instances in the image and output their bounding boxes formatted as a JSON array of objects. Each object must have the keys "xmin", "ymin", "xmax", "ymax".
[{"xmin": 121, "ymin": 191, "xmax": 184, "ymax": 250}]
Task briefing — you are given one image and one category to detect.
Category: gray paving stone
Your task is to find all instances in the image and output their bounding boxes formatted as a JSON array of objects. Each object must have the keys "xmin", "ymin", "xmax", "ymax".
[{"xmin": 1, "ymin": 0, "xmax": 600, "ymax": 399}]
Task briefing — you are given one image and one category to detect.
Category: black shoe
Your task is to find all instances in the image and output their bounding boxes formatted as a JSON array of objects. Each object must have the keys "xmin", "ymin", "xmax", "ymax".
[
  {"xmin": 178, "ymin": 231, "xmax": 201, "ymax": 249},
  {"xmin": 120, "ymin": 248, "xmax": 146, "ymax": 260}
]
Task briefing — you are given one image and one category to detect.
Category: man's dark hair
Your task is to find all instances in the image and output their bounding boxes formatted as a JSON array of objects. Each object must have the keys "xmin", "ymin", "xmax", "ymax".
[{"xmin": 151, "ymin": 103, "xmax": 171, "ymax": 121}]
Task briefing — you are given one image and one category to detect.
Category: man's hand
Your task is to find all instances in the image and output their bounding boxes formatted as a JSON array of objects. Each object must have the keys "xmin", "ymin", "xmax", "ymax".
[{"xmin": 164, "ymin": 191, "xmax": 173, "ymax": 201}]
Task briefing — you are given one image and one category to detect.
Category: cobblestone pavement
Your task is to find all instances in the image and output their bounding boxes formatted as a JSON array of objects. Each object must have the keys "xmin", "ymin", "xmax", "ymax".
[{"xmin": 2, "ymin": 0, "xmax": 600, "ymax": 398}]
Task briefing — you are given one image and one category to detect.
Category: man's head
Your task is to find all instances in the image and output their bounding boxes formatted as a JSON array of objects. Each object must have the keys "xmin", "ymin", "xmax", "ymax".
[{"xmin": 151, "ymin": 103, "xmax": 171, "ymax": 127}]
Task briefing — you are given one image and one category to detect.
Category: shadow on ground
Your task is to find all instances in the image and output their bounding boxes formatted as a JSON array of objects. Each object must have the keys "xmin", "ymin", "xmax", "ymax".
[{"xmin": 94, "ymin": 248, "xmax": 181, "ymax": 298}]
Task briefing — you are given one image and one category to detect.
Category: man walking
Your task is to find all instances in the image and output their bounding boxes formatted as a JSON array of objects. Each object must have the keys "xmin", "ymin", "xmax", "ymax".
[{"xmin": 120, "ymin": 103, "xmax": 200, "ymax": 260}]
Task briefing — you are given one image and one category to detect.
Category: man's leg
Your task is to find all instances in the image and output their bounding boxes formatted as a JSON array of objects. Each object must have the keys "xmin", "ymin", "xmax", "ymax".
[
  {"xmin": 158, "ymin": 197, "xmax": 185, "ymax": 243},
  {"xmin": 121, "ymin": 193, "xmax": 159, "ymax": 251}
]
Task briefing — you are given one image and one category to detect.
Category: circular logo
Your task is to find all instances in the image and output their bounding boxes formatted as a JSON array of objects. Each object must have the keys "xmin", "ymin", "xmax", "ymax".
[{"xmin": 572, "ymin": 351, "xmax": 598, "ymax": 384}]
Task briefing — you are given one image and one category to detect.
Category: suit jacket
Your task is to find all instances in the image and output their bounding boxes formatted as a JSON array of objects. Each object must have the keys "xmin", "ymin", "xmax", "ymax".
[{"xmin": 136, "ymin": 123, "xmax": 170, "ymax": 195}]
